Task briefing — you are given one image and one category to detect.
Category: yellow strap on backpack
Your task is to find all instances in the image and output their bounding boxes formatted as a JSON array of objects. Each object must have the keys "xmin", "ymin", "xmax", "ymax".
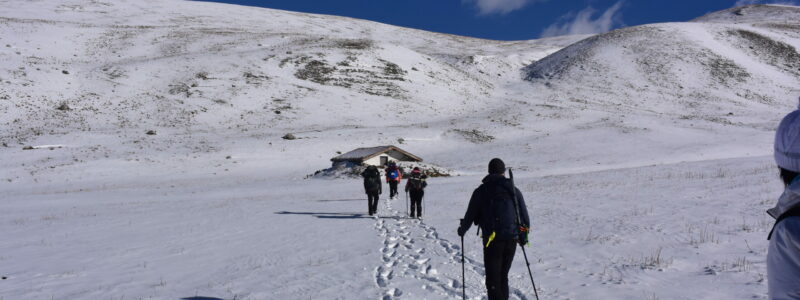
[{"xmin": 485, "ymin": 231, "xmax": 496, "ymax": 248}]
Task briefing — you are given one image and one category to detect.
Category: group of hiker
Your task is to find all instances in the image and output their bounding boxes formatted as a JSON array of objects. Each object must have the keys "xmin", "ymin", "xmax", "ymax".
[
  {"xmin": 360, "ymin": 158, "xmax": 531, "ymax": 300},
  {"xmin": 360, "ymin": 161, "xmax": 428, "ymax": 218},
  {"xmin": 354, "ymin": 107, "xmax": 800, "ymax": 300}
]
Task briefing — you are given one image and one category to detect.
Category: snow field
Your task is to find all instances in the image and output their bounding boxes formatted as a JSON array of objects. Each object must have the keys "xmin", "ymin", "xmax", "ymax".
[{"xmin": 0, "ymin": 155, "xmax": 779, "ymax": 299}]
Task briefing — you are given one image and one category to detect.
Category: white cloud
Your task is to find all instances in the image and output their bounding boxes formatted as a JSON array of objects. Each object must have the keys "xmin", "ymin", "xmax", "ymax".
[
  {"xmin": 539, "ymin": 1, "xmax": 625, "ymax": 38},
  {"xmin": 734, "ymin": 0, "xmax": 798, "ymax": 6},
  {"xmin": 463, "ymin": 0, "xmax": 540, "ymax": 15}
]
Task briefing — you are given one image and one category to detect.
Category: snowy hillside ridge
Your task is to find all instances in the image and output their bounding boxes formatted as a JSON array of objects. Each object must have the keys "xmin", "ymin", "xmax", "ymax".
[
  {"xmin": 0, "ymin": 0, "xmax": 586, "ymax": 148},
  {"xmin": 522, "ymin": 10, "xmax": 800, "ymax": 128},
  {"xmin": 692, "ymin": 4, "xmax": 800, "ymax": 24}
]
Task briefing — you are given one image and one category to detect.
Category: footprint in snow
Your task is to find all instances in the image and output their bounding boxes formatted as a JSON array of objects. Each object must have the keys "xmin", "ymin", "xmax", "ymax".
[
  {"xmin": 423, "ymin": 264, "xmax": 437, "ymax": 276},
  {"xmin": 390, "ymin": 288, "xmax": 402, "ymax": 296},
  {"xmin": 377, "ymin": 276, "xmax": 388, "ymax": 288},
  {"xmin": 385, "ymin": 288, "xmax": 402, "ymax": 298},
  {"xmin": 449, "ymin": 279, "xmax": 460, "ymax": 288}
]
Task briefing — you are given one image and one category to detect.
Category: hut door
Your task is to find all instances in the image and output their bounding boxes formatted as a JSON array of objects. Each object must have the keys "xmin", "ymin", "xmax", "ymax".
[{"xmin": 380, "ymin": 156, "xmax": 388, "ymax": 166}]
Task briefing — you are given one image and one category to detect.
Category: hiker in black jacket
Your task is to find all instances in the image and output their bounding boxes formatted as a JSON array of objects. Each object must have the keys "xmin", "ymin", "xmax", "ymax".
[
  {"xmin": 361, "ymin": 165, "xmax": 382, "ymax": 216},
  {"xmin": 458, "ymin": 158, "xmax": 530, "ymax": 300},
  {"xmin": 405, "ymin": 167, "xmax": 428, "ymax": 218}
]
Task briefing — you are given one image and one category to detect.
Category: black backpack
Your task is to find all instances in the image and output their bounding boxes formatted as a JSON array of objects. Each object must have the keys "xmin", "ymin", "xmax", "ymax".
[
  {"xmin": 363, "ymin": 168, "xmax": 381, "ymax": 192},
  {"xmin": 484, "ymin": 185, "xmax": 520, "ymax": 239},
  {"xmin": 408, "ymin": 173, "xmax": 425, "ymax": 191}
]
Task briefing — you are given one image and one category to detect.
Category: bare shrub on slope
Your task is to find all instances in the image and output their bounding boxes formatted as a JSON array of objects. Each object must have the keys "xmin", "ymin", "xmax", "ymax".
[
  {"xmin": 334, "ymin": 38, "xmax": 373, "ymax": 50},
  {"xmin": 726, "ymin": 29, "xmax": 800, "ymax": 77},
  {"xmin": 705, "ymin": 57, "xmax": 750, "ymax": 85},
  {"xmin": 292, "ymin": 56, "xmax": 408, "ymax": 98},
  {"xmin": 294, "ymin": 60, "xmax": 337, "ymax": 85},
  {"xmin": 447, "ymin": 128, "xmax": 495, "ymax": 143}
]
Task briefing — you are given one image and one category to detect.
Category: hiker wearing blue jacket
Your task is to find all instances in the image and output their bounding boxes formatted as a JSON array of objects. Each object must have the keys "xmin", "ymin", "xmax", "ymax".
[
  {"xmin": 768, "ymin": 105, "xmax": 800, "ymax": 299},
  {"xmin": 385, "ymin": 162, "xmax": 403, "ymax": 199},
  {"xmin": 458, "ymin": 158, "xmax": 530, "ymax": 300}
]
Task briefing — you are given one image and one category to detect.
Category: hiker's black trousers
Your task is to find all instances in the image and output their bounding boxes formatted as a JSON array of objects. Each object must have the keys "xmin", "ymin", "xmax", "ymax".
[
  {"xmin": 367, "ymin": 191, "xmax": 380, "ymax": 215},
  {"xmin": 409, "ymin": 190, "xmax": 424, "ymax": 217},
  {"xmin": 482, "ymin": 238, "xmax": 517, "ymax": 300},
  {"xmin": 388, "ymin": 181, "xmax": 398, "ymax": 198}
]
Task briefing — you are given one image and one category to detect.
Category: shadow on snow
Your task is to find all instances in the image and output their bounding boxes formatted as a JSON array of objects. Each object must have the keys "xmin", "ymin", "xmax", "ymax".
[
  {"xmin": 314, "ymin": 198, "xmax": 365, "ymax": 202},
  {"xmin": 275, "ymin": 211, "xmax": 401, "ymax": 219}
]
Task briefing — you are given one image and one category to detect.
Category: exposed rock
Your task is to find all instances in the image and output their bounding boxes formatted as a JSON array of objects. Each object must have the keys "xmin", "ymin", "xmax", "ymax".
[{"xmin": 56, "ymin": 101, "xmax": 71, "ymax": 111}]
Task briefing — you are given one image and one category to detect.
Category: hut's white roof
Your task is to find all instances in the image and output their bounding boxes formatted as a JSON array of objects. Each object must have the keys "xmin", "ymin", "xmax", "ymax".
[{"xmin": 331, "ymin": 145, "xmax": 422, "ymax": 162}]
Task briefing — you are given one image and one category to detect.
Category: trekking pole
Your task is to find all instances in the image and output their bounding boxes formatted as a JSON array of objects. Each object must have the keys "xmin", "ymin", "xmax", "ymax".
[
  {"xmin": 508, "ymin": 168, "xmax": 540, "ymax": 300},
  {"xmin": 405, "ymin": 192, "xmax": 409, "ymax": 217},
  {"xmin": 519, "ymin": 241, "xmax": 539, "ymax": 300},
  {"xmin": 460, "ymin": 219, "xmax": 466, "ymax": 300}
]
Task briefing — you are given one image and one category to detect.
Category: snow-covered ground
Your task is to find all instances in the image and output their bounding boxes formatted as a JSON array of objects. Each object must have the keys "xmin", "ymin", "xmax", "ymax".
[
  {"xmin": 1, "ymin": 155, "xmax": 780, "ymax": 299},
  {"xmin": 2, "ymin": 0, "xmax": 800, "ymax": 299}
]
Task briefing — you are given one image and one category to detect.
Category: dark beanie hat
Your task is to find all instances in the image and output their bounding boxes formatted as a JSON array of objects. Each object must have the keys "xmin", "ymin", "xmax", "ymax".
[{"xmin": 488, "ymin": 158, "xmax": 505, "ymax": 174}]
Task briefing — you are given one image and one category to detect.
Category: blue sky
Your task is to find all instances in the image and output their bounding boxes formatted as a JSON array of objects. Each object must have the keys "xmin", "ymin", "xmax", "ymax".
[{"xmin": 199, "ymin": 0, "xmax": 797, "ymax": 40}]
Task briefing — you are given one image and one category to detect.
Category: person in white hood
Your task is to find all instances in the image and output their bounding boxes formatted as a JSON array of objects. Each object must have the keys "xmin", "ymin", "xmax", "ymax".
[{"xmin": 768, "ymin": 103, "xmax": 800, "ymax": 299}]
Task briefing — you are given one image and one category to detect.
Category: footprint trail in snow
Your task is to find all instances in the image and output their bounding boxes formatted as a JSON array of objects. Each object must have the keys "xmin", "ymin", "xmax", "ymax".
[{"xmin": 370, "ymin": 197, "xmax": 532, "ymax": 299}]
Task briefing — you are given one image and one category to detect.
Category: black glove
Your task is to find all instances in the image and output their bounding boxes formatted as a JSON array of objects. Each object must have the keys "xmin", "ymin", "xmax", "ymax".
[
  {"xmin": 518, "ymin": 227, "xmax": 530, "ymax": 246},
  {"xmin": 518, "ymin": 234, "xmax": 528, "ymax": 246},
  {"xmin": 457, "ymin": 226, "xmax": 467, "ymax": 237}
]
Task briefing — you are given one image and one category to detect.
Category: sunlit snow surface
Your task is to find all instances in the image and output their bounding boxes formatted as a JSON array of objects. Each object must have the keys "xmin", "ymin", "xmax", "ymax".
[{"xmin": 1, "ymin": 1, "xmax": 799, "ymax": 299}]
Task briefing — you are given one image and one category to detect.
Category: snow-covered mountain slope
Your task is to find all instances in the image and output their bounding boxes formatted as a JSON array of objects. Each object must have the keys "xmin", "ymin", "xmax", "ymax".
[
  {"xmin": 0, "ymin": 0, "xmax": 582, "ymax": 140},
  {"xmin": 692, "ymin": 4, "xmax": 800, "ymax": 24},
  {"xmin": 0, "ymin": 0, "xmax": 594, "ymax": 186},
  {"xmin": 2, "ymin": 1, "xmax": 797, "ymax": 186},
  {"xmin": 525, "ymin": 7, "xmax": 800, "ymax": 131},
  {"xmin": 2, "ymin": 1, "xmax": 800, "ymax": 299}
]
